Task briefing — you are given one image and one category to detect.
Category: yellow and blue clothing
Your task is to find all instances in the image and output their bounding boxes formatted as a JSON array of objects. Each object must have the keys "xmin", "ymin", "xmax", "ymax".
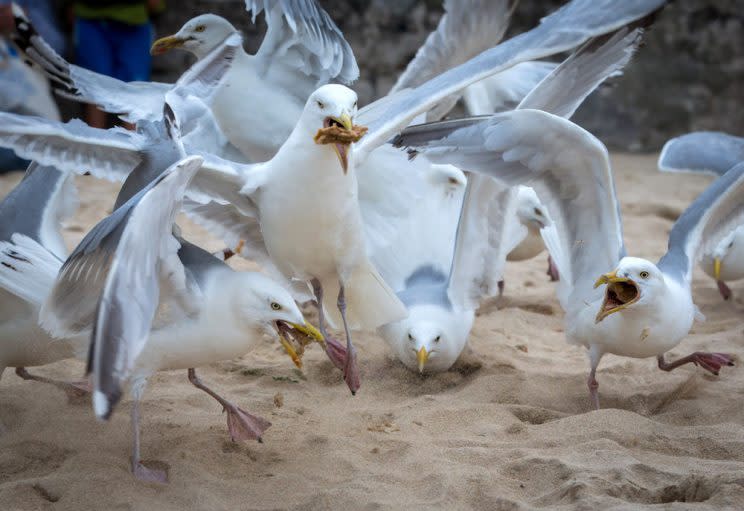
[{"xmin": 73, "ymin": 1, "xmax": 164, "ymax": 82}]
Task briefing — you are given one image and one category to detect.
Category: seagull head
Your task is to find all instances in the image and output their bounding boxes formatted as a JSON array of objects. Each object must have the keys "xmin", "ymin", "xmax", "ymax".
[
  {"xmin": 406, "ymin": 321, "xmax": 445, "ymax": 374},
  {"xmin": 151, "ymin": 14, "xmax": 238, "ymax": 59},
  {"xmin": 516, "ymin": 186, "xmax": 550, "ymax": 230},
  {"xmin": 428, "ymin": 164, "xmax": 466, "ymax": 196},
  {"xmin": 229, "ymin": 273, "xmax": 321, "ymax": 364},
  {"xmin": 305, "ymin": 84, "xmax": 361, "ymax": 174},
  {"xmin": 593, "ymin": 257, "xmax": 665, "ymax": 323}
]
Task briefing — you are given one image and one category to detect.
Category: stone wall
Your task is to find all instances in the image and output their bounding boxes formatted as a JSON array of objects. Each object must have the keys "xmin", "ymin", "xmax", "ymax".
[{"xmin": 151, "ymin": 0, "xmax": 744, "ymax": 152}]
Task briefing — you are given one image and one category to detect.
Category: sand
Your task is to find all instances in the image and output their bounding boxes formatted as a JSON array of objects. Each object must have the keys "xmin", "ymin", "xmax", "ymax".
[{"xmin": 1, "ymin": 153, "xmax": 743, "ymax": 510}]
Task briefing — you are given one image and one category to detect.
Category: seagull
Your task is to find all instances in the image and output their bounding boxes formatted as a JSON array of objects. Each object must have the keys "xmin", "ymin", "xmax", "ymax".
[
  {"xmin": 0, "ymin": 162, "xmax": 88, "ymax": 397},
  {"xmin": 659, "ymin": 131, "xmax": 744, "ymax": 300},
  {"xmin": 393, "ymin": 104, "xmax": 741, "ymax": 409},
  {"xmin": 10, "ymin": 1, "xmax": 357, "ymax": 162},
  {"xmin": 6, "ymin": 153, "xmax": 320, "ymax": 483},
  {"xmin": 375, "ymin": 19, "xmax": 646, "ymax": 374}
]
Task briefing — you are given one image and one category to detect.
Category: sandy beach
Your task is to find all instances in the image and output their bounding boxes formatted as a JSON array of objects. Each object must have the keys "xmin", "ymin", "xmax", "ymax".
[{"xmin": 1, "ymin": 152, "xmax": 743, "ymax": 510}]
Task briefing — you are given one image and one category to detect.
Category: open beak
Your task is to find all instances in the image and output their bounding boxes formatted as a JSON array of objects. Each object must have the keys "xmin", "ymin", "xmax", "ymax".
[
  {"xmin": 151, "ymin": 35, "xmax": 186, "ymax": 55},
  {"xmin": 714, "ymin": 257, "xmax": 722, "ymax": 280},
  {"xmin": 275, "ymin": 321, "xmax": 325, "ymax": 369},
  {"xmin": 417, "ymin": 347, "xmax": 428, "ymax": 373},
  {"xmin": 330, "ymin": 113, "xmax": 352, "ymax": 174},
  {"xmin": 594, "ymin": 270, "xmax": 641, "ymax": 323}
]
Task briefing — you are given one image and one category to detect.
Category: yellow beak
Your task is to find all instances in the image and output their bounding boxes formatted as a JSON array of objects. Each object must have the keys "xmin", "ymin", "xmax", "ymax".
[
  {"xmin": 290, "ymin": 321, "xmax": 324, "ymax": 344},
  {"xmin": 278, "ymin": 321, "xmax": 325, "ymax": 369},
  {"xmin": 594, "ymin": 269, "xmax": 624, "ymax": 288},
  {"xmin": 150, "ymin": 35, "xmax": 185, "ymax": 56},
  {"xmin": 417, "ymin": 347, "xmax": 428, "ymax": 373},
  {"xmin": 714, "ymin": 257, "xmax": 722, "ymax": 280},
  {"xmin": 336, "ymin": 113, "xmax": 353, "ymax": 131},
  {"xmin": 279, "ymin": 333, "xmax": 302, "ymax": 369}
]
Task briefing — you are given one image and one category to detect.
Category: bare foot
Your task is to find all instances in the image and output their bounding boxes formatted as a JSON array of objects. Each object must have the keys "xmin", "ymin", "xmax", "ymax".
[{"xmin": 224, "ymin": 404, "xmax": 271, "ymax": 442}]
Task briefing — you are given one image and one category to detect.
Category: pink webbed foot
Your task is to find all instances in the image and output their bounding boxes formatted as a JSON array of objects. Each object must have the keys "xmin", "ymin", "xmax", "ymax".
[
  {"xmin": 717, "ymin": 280, "xmax": 732, "ymax": 300},
  {"xmin": 132, "ymin": 461, "xmax": 168, "ymax": 484},
  {"xmin": 224, "ymin": 404, "xmax": 272, "ymax": 443},
  {"xmin": 323, "ymin": 335, "xmax": 347, "ymax": 371},
  {"xmin": 343, "ymin": 343, "xmax": 360, "ymax": 396},
  {"xmin": 691, "ymin": 352, "xmax": 735, "ymax": 376},
  {"xmin": 658, "ymin": 352, "xmax": 735, "ymax": 376}
]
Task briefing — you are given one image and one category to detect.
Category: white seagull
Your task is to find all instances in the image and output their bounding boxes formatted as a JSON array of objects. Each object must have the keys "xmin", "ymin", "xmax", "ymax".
[
  {"xmin": 659, "ymin": 131, "xmax": 744, "ymax": 300},
  {"xmin": 376, "ymin": 19, "xmax": 646, "ymax": 374},
  {"xmin": 393, "ymin": 107, "xmax": 739, "ymax": 409}
]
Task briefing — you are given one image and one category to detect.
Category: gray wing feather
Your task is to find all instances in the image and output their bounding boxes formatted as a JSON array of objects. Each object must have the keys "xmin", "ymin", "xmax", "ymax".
[
  {"xmin": 391, "ymin": 0, "xmax": 516, "ymax": 120},
  {"xmin": 0, "ymin": 112, "xmax": 144, "ymax": 183},
  {"xmin": 395, "ymin": 109, "xmax": 622, "ymax": 309},
  {"xmin": 0, "ymin": 163, "xmax": 73, "ymax": 256},
  {"xmin": 247, "ymin": 0, "xmax": 358, "ymax": 85},
  {"xmin": 11, "ymin": 6, "xmax": 170, "ymax": 123},
  {"xmin": 88, "ymin": 156, "xmax": 204, "ymax": 418},
  {"xmin": 658, "ymin": 132, "xmax": 744, "ymax": 176},
  {"xmin": 357, "ymin": 0, "xmax": 666, "ymax": 155},
  {"xmin": 658, "ymin": 162, "xmax": 744, "ymax": 284}
]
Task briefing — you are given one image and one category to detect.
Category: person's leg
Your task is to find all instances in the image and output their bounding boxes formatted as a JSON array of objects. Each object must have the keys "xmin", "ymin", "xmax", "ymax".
[
  {"xmin": 74, "ymin": 18, "xmax": 114, "ymax": 128},
  {"xmin": 111, "ymin": 21, "xmax": 153, "ymax": 83}
]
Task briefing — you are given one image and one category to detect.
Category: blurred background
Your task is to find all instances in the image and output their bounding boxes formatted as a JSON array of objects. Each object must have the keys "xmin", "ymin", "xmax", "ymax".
[{"xmin": 5, "ymin": 0, "xmax": 744, "ymax": 152}]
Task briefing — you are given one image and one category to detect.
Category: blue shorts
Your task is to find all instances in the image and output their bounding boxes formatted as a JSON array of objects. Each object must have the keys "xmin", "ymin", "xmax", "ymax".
[{"xmin": 74, "ymin": 18, "xmax": 153, "ymax": 82}]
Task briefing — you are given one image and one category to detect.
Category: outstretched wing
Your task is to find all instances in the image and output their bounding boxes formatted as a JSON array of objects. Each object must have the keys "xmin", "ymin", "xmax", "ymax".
[
  {"xmin": 11, "ymin": 5, "xmax": 170, "ymax": 123},
  {"xmin": 391, "ymin": 0, "xmax": 516, "ymax": 120},
  {"xmin": 0, "ymin": 112, "xmax": 144, "ymax": 183},
  {"xmin": 356, "ymin": 0, "xmax": 666, "ymax": 157},
  {"xmin": 88, "ymin": 156, "xmax": 205, "ymax": 419},
  {"xmin": 394, "ymin": 109, "xmax": 623, "ymax": 310},
  {"xmin": 0, "ymin": 163, "xmax": 77, "ymax": 260},
  {"xmin": 658, "ymin": 132, "xmax": 744, "ymax": 177},
  {"xmin": 658, "ymin": 162, "xmax": 744, "ymax": 285},
  {"xmin": 247, "ymin": 0, "xmax": 358, "ymax": 85}
]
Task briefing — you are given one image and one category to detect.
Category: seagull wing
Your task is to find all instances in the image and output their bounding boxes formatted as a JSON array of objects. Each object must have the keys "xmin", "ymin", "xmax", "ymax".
[
  {"xmin": 0, "ymin": 112, "xmax": 144, "ymax": 183},
  {"xmin": 462, "ymin": 61, "xmax": 558, "ymax": 115},
  {"xmin": 247, "ymin": 0, "xmax": 358, "ymax": 85},
  {"xmin": 0, "ymin": 163, "xmax": 77, "ymax": 260},
  {"xmin": 87, "ymin": 155, "xmax": 205, "ymax": 419},
  {"xmin": 658, "ymin": 162, "xmax": 744, "ymax": 285},
  {"xmin": 356, "ymin": 0, "xmax": 666, "ymax": 157},
  {"xmin": 11, "ymin": 5, "xmax": 170, "ymax": 123},
  {"xmin": 447, "ymin": 178, "xmax": 520, "ymax": 310},
  {"xmin": 393, "ymin": 109, "xmax": 624, "ymax": 309},
  {"xmin": 658, "ymin": 132, "xmax": 744, "ymax": 177}
]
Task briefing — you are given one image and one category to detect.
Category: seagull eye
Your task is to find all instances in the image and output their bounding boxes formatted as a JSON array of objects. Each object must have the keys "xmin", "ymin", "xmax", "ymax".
[
  {"xmin": 533, "ymin": 207, "xmax": 542, "ymax": 216},
  {"xmin": 435, "ymin": 336, "xmax": 441, "ymax": 343},
  {"xmin": 316, "ymin": 100, "xmax": 325, "ymax": 109},
  {"xmin": 639, "ymin": 271, "xmax": 649, "ymax": 279},
  {"xmin": 408, "ymin": 333, "xmax": 413, "ymax": 341},
  {"xmin": 195, "ymin": 25, "xmax": 206, "ymax": 32},
  {"xmin": 271, "ymin": 302, "xmax": 282, "ymax": 310}
]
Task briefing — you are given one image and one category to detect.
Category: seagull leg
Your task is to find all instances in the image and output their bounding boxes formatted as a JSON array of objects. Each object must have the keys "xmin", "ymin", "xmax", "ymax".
[
  {"xmin": 311, "ymin": 278, "xmax": 347, "ymax": 370},
  {"xmin": 497, "ymin": 280, "xmax": 505, "ymax": 298},
  {"xmin": 337, "ymin": 285, "xmax": 360, "ymax": 395},
  {"xmin": 717, "ymin": 280, "xmax": 732, "ymax": 300},
  {"xmin": 187, "ymin": 368, "xmax": 270, "ymax": 442},
  {"xmin": 130, "ymin": 396, "xmax": 167, "ymax": 484},
  {"xmin": 547, "ymin": 255, "xmax": 560, "ymax": 282},
  {"xmin": 15, "ymin": 367, "xmax": 90, "ymax": 400},
  {"xmin": 657, "ymin": 352, "xmax": 734, "ymax": 376},
  {"xmin": 587, "ymin": 345, "xmax": 603, "ymax": 410}
]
